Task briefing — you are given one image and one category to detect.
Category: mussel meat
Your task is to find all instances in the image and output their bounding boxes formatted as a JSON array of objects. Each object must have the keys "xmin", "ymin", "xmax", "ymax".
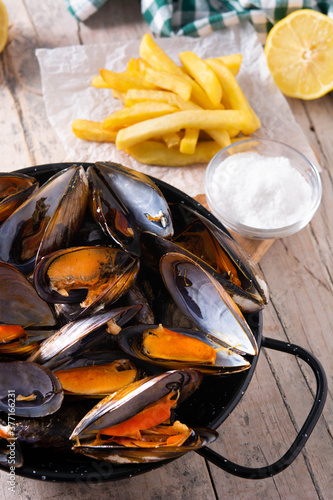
[
  {"xmin": 118, "ymin": 324, "xmax": 251, "ymax": 374},
  {"xmin": 70, "ymin": 369, "xmax": 217, "ymax": 463},
  {"xmin": 54, "ymin": 359, "xmax": 138, "ymax": 397},
  {"xmin": 34, "ymin": 246, "xmax": 140, "ymax": 319}
]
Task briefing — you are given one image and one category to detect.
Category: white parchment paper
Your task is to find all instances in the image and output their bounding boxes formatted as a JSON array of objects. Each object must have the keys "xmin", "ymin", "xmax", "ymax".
[{"xmin": 36, "ymin": 23, "xmax": 319, "ymax": 197}]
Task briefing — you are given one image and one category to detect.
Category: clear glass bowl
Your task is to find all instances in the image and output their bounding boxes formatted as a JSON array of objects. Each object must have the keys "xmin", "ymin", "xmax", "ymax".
[{"xmin": 204, "ymin": 138, "xmax": 322, "ymax": 239}]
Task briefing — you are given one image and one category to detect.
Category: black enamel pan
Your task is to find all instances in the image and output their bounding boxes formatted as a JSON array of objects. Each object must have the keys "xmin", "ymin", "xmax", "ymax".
[{"xmin": 0, "ymin": 162, "xmax": 326, "ymax": 482}]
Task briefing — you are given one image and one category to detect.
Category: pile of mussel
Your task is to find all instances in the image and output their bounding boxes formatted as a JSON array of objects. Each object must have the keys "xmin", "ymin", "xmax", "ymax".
[{"xmin": 0, "ymin": 163, "xmax": 269, "ymax": 469}]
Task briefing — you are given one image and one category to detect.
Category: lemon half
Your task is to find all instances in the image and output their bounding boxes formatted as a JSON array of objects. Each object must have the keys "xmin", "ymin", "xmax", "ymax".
[
  {"xmin": 264, "ymin": 9, "xmax": 333, "ymax": 99},
  {"xmin": 0, "ymin": 0, "xmax": 8, "ymax": 54}
]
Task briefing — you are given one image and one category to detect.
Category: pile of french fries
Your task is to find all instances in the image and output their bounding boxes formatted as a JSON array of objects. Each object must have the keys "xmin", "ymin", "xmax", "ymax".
[{"xmin": 72, "ymin": 34, "xmax": 261, "ymax": 166}]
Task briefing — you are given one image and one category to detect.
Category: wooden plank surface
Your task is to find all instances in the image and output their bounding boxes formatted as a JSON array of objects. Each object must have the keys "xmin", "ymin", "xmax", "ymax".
[{"xmin": 0, "ymin": 1, "xmax": 332, "ymax": 499}]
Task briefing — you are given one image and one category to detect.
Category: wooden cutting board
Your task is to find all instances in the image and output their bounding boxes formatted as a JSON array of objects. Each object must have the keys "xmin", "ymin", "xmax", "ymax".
[{"xmin": 194, "ymin": 194, "xmax": 274, "ymax": 264}]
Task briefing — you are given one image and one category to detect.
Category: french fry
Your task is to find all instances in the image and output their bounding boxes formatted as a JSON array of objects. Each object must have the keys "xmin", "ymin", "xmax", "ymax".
[
  {"xmin": 206, "ymin": 54, "xmax": 243, "ymax": 76},
  {"xmin": 207, "ymin": 129, "xmax": 231, "ymax": 148},
  {"xmin": 126, "ymin": 57, "xmax": 150, "ymax": 74},
  {"xmin": 125, "ymin": 89, "xmax": 200, "ymax": 110},
  {"xmin": 73, "ymin": 34, "xmax": 261, "ymax": 167},
  {"xmin": 100, "ymin": 68, "xmax": 157, "ymax": 92},
  {"xmin": 205, "ymin": 58, "xmax": 261, "ymax": 134},
  {"xmin": 139, "ymin": 33, "xmax": 223, "ymax": 109},
  {"xmin": 137, "ymin": 58, "xmax": 151, "ymax": 73},
  {"xmin": 179, "ymin": 51, "xmax": 223, "ymax": 106},
  {"xmin": 126, "ymin": 140, "xmax": 221, "ymax": 166},
  {"xmin": 180, "ymin": 128, "xmax": 200, "ymax": 154},
  {"xmin": 112, "ymin": 89, "xmax": 127, "ymax": 102},
  {"xmin": 139, "ymin": 33, "xmax": 184, "ymax": 76},
  {"xmin": 144, "ymin": 67, "xmax": 192, "ymax": 101},
  {"xmin": 228, "ymin": 129, "xmax": 240, "ymax": 138},
  {"xmin": 188, "ymin": 78, "xmax": 225, "ymax": 109},
  {"xmin": 103, "ymin": 101, "xmax": 178, "ymax": 131},
  {"xmin": 91, "ymin": 75, "xmax": 112, "ymax": 88},
  {"xmin": 72, "ymin": 119, "xmax": 116, "ymax": 142},
  {"xmin": 116, "ymin": 109, "xmax": 253, "ymax": 150},
  {"xmin": 124, "ymin": 89, "xmax": 227, "ymax": 146},
  {"xmin": 162, "ymin": 132, "xmax": 182, "ymax": 149},
  {"xmin": 126, "ymin": 57, "xmax": 139, "ymax": 73}
]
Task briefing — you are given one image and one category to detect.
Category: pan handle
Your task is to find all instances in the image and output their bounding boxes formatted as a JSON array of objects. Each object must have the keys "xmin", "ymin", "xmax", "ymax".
[{"xmin": 196, "ymin": 336, "xmax": 327, "ymax": 479}]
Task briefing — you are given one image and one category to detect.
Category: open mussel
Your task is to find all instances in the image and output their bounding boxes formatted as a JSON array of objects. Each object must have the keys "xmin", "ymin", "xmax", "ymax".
[
  {"xmin": 28, "ymin": 305, "xmax": 141, "ymax": 369},
  {"xmin": 34, "ymin": 246, "xmax": 140, "ymax": 320},
  {"xmin": 0, "ymin": 172, "xmax": 38, "ymax": 224},
  {"xmin": 0, "ymin": 262, "xmax": 57, "ymax": 355},
  {"xmin": 91, "ymin": 162, "xmax": 173, "ymax": 238},
  {"xmin": 54, "ymin": 356, "xmax": 139, "ymax": 398},
  {"xmin": 70, "ymin": 369, "xmax": 217, "ymax": 464},
  {"xmin": 0, "ymin": 325, "xmax": 38, "ymax": 357},
  {"xmin": 170, "ymin": 204, "xmax": 269, "ymax": 311},
  {"xmin": 0, "ymin": 165, "xmax": 88, "ymax": 275},
  {"xmin": 141, "ymin": 231, "xmax": 264, "ymax": 314},
  {"xmin": 160, "ymin": 252, "xmax": 258, "ymax": 357},
  {"xmin": 0, "ymin": 161, "xmax": 268, "ymax": 475},
  {"xmin": 87, "ymin": 165, "xmax": 141, "ymax": 257},
  {"xmin": 0, "ymin": 361, "xmax": 63, "ymax": 417},
  {"xmin": 118, "ymin": 324, "xmax": 251, "ymax": 375}
]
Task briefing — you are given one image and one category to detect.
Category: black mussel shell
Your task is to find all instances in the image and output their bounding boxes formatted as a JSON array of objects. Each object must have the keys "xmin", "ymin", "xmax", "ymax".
[
  {"xmin": 0, "ymin": 172, "xmax": 38, "ymax": 224},
  {"xmin": 0, "ymin": 361, "xmax": 63, "ymax": 417},
  {"xmin": 72, "ymin": 427, "xmax": 218, "ymax": 464},
  {"xmin": 0, "ymin": 165, "xmax": 88, "ymax": 275},
  {"xmin": 160, "ymin": 252, "xmax": 258, "ymax": 357},
  {"xmin": 93, "ymin": 162, "xmax": 173, "ymax": 238},
  {"xmin": 87, "ymin": 165, "xmax": 141, "ymax": 257},
  {"xmin": 141, "ymin": 231, "xmax": 262, "ymax": 313},
  {"xmin": 0, "ymin": 261, "xmax": 57, "ymax": 328},
  {"xmin": 118, "ymin": 324, "xmax": 251, "ymax": 375},
  {"xmin": 28, "ymin": 306, "xmax": 141, "ymax": 369},
  {"xmin": 70, "ymin": 369, "xmax": 202, "ymax": 439},
  {"xmin": 70, "ymin": 369, "xmax": 218, "ymax": 465},
  {"xmin": 171, "ymin": 204, "xmax": 269, "ymax": 306}
]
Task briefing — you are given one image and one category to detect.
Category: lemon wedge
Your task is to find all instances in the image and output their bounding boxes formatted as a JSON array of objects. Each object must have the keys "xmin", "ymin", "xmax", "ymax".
[
  {"xmin": 264, "ymin": 9, "xmax": 333, "ymax": 99},
  {"xmin": 0, "ymin": 0, "xmax": 8, "ymax": 54}
]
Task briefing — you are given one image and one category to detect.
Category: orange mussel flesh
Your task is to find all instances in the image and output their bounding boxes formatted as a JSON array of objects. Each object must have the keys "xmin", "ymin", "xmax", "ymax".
[
  {"xmin": 0, "ymin": 325, "xmax": 38, "ymax": 355},
  {"xmin": 93, "ymin": 391, "xmax": 192, "ymax": 448},
  {"xmin": 47, "ymin": 247, "xmax": 124, "ymax": 308},
  {"xmin": 55, "ymin": 360, "xmax": 137, "ymax": 396},
  {"xmin": 0, "ymin": 325, "xmax": 26, "ymax": 344},
  {"xmin": 142, "ymin": 324, "xmax": 216, "ymax": 364}
]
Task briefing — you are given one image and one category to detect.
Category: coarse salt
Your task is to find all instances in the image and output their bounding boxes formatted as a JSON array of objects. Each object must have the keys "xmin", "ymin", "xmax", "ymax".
[{"xmin": 210, "ymin": 152, "xmax": 312, "ymax": 229}]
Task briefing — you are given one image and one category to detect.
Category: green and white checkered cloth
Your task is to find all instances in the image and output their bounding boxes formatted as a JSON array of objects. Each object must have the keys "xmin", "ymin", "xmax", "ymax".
[
  {"xmin": 141, "ymin": 1, "xmax": 333, "ymax": 40},
  {"xmin": 65, "ymin": 0, "xmax": 109, "ymax": 21},
  {"xmin": 66, "ymin": 0, "xmax": 333, "ymax": 41}
]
